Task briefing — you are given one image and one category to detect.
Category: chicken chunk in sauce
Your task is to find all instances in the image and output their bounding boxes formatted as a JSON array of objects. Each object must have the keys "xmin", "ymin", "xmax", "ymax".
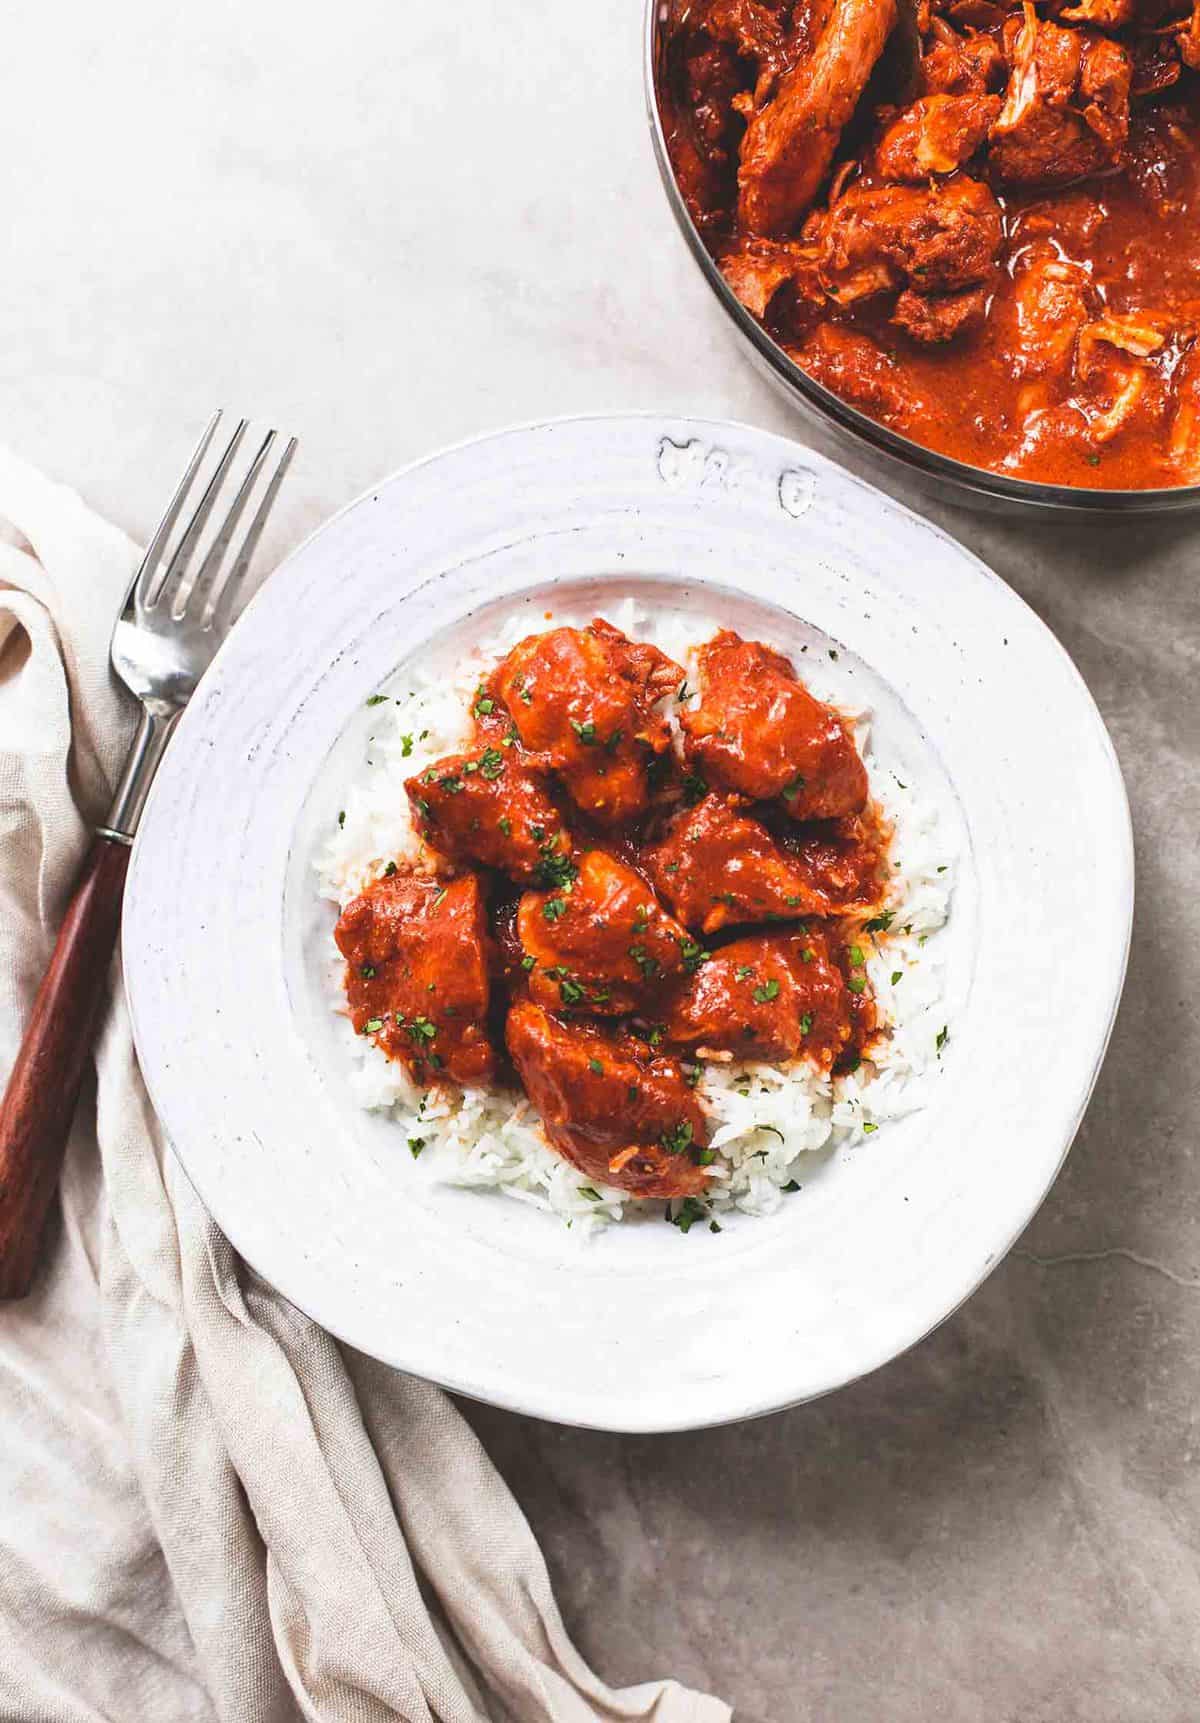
[
  {"xmin": 989, "ymin": 6, "xmax": 1131, "ymax": 187},
  {"xmin": 814, "ymin": 176, "xmax": 1002, "ymax": 342},
  {"xmin": 873, "ymin": 93, "xmax": 1001, "ymax": 180},
  {"xmin": 738, "ymin": 0, "xmax": 900, "ymax": 235},
  {"xmin": 643, "ymin": 792, "xmax": 874, "ymax": 933},
  {"xmin": 406, "ymin": 746, "xmax": 571, "ymax": 884},
  {"xmin": 334, "ymin": 873, "xmax": 494, "ymax": 1085},
  {"xmin": 494, "ymin": 620, "xmax": 682, "ymax": 826},
  {"xmin": 663, "ymin": 929, "xmax": 853, "ymax": 1067},
  {"xmin": 518, "ymin": 849, "xmax": 694, "ymax": 1016},
  {"xmin": 506, "ymin": 1002, "xmax": 711, "ymax": 1198},
  {"xmin": 772, "ymin": 809, "xmax": 891, "ymax": 914},
  {"xmin": 681, "ymin": 631, "xmax": 868, "ymax": 820}
]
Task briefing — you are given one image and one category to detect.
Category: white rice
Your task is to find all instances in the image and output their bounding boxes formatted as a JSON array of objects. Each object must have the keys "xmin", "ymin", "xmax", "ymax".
[{"xmin": 314, "ymin": 599, "xmax": 955, "ymax": 1232}]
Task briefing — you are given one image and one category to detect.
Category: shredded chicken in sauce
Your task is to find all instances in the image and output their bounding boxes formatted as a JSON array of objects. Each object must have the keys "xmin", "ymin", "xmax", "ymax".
[
  {"xmin": 334, "ymin": 619, "xmax": 895, "ymax": 1204},
  {"xmin": 658, "ymin": 0, "xmax": 1200, "ymax": 486}
]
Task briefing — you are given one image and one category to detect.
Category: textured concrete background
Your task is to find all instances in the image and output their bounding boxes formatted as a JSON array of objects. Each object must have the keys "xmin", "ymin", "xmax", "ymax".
[{"xmin": 3, "ymin": 1, "xmax": 1198, "ymax": 1715}]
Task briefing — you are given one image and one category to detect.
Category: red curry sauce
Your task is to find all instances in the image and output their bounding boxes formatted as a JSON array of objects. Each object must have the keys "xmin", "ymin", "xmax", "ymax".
[{"xmin": 658, "ymin": 0, "xmax": 1200, "ymax": 489}]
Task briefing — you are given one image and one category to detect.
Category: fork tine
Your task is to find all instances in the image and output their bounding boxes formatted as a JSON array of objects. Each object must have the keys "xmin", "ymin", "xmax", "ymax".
[
  {"xmin": 147, "ymin": 418, "xmax": 248, "ymax": 612},
  {"xmin": 209, "ymin": 436, "xmax": 297, "ymax": 633},
  {"xmin": 131, "ymin": 410, "xmax": 222, "ymax": 607},
  {"xmin": 184, "ymin": 428, "xmax": 277, "ymax": 623}
]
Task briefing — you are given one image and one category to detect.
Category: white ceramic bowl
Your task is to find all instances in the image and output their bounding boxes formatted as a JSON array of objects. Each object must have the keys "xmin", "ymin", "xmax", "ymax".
[{"xmin": 123, "ymin": 414, "xmax": 1133, "ymax": 1431}]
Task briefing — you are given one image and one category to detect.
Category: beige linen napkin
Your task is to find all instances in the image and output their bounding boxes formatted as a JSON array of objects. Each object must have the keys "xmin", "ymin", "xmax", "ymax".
[{"xmin": 0, "ymin": 448, "xmax": 731, "ymax": 1723}]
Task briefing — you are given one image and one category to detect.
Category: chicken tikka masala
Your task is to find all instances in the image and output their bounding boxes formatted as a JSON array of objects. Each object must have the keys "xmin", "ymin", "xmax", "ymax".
[
  {"xmin": 657, "ymin": 0, "xmax": 1200, "ymax": 487},
  {"xmin": 334, "ymin": 618, "xmax": 896, "ymax": 1210}
]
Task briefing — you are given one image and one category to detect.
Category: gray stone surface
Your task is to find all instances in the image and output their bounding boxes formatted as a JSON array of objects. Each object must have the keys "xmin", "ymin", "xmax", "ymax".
[{"xmin": 3, "ymin": 2, "xmax": 1198, "ymax": 1715}]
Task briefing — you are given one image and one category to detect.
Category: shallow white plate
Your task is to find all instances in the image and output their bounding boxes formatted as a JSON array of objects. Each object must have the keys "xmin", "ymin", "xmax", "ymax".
[{"xmin": 123, "ymin": 415, "xmax": 1133, "ymax": 1432}]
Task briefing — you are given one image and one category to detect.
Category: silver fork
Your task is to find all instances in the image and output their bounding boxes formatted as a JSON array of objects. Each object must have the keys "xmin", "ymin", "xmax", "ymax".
[{"xmin": 0, "ymin": 413, "xmax": 297, "ymax": 1298}]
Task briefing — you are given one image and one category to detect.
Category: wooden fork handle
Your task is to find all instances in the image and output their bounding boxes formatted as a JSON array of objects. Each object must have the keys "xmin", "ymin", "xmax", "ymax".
[{"xmin": 0, "ymin": 834, "xmax": 130, "ymax": 1299}]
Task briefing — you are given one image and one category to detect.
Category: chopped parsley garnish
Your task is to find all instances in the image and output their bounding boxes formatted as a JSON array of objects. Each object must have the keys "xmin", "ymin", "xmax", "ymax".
[
  {"xmin": 498, "ymin": 815, "xmax": 512, "ymax": 836},
  {"xmin": 682, "ymin": 772, "xmax": 708, "ymax": 806},
  {"xmin": 559, "ymin": 977, "xmax": 585, "ymax": 1004},
  {"xmin": 759, "ymin": 1124, "xmax": 785, "ymax": 1143},
  {"xmin": 542, "ymin": 896, "xmax": 568, "ymax": 922},
  {"xmin": 627, "ymin": 1084, "xmax": 639, "ymax": 1102},
  {"xmin": 782, "ymin": 775, "xmax": 807, "ymax": 802},
  {"xmin": 669, "ymin": 1196, "xmax": 709, "ymax": 1234},
  {"xmin": 828, "ymin": 648, "xmax": 839, "ymax": 661},
  {"xmin": 843, "ymin": 1055, "xmax": 861, "ymax": 1074},
  {"xmin": 588, "ymin": 1057, "xmax": 603, "ymax": 1074},
  {"xmin": 864, "ymin": 911, "xmax": 894, "ymax": 933},
  {"xmin": 408, "ymin": 1136, "xmax": 426, "ymax": 1158},
  {"xmin": 665, "ymin": 1116, "xmax": 693, "ymax": 1157},
  {"xmin": 863, "ymin": 1122, "xmax": 878, "ymax": 1135},
  {"xmin": 579, "ymin": 1186, "xmax": 602, "ymax": 1202},
  {"xmin": 520, "ymin": 954, "xmax": 536, "ymax": 972},
  {"xmin": 784, "ymin": 895, "xmax": 803, "ymax": 907},
  {"xmin": 735, "ymin": 964, "xmax": 754, "ymax": 981},
  {"xmin": 799, "ymin": 1012, "xmax": 814, "ymax": 1036},
  {"xmin": 605, "ymin": 728, "xmax": 624, "ymax": 752},
  {"xmin": 849, "ymin": 945, "xmax": 865, "ymax": 967},
  {"xmin": 800, "ymin": 946, "xmax": 815, "ymax": 964},
  {"xmin": 366, "ymin": 693, "xmax": 388, "ymax": 707},
  {"xmin": 936, "ymin": 1025, "xmax": 949, "ymax": 1053},
  {"xmin": 433, "ymin": 887, "xmax": 447, "ymax": 907},
  {"xmin": 520, "ymin": 688, "xmax": 533, "ymax": 704},
  {"xmin": 359, "ymin": 964, "xmax": 376, "ymax": 979},
  {"xmin": 629, "ymin": 943, "xmax": 661, "ymax": 979},
  {"xmin": 632, "ymin": 906, "xmax": 651, "ymax": 935},
  {"xmin": 752, "ymin": 978, "xmax": 781, "ymax": 1004},
  {"xmin": 438, "ymin": 774, "xmax": 464, "ymax": 794},
  {"xmin": 697, "ymin": 1147, "xmax": 717, "ymax": 1165},
  {"xmin": 709, "ymin": 1219, "xmax": 722, "ymax": 1234},
  {"xmin": 399, "ymin": 734, "xmax": 414, "ymax": 758},
  {"xmin": 362, "ymin": 1017, "xmax": 384, "ymax": 1034},
  {"xmin": 473, "ymin": 688, "xmax": 495, "ymax": 716},
  {"xmin": 683, "ymin": 1063, "xmax": 702, "ymax": 1088},
  {"xmin": 936, "ymin": 865, "xmax": 948, "ymax": 874},
  {"xmin": 406, "ymin": 1017, "xmax": 438, "ymax": 1045},
  {"xmin": 535, "ymin": 844, "xmax": 577, "ymax": 888},
  {"xmin": 569, "ymin": 718, "xmax": 598, "ymax": 744},
  {"xmin": 337, "ymin": 809, "xmax": 345, "ymax": 828},
  {"xmin": 676, "ymin": 680, "xmax": 692, "ymax": 704},
  {"xmin": 847, "ymin": 976, "xmax": 867, "ymax": 994},
  {"xmin": 782, "ymin": 1180, "xmax": 801, "ymax": 1193},
  {"xmin": 383, "ymin": 860, "xmax": 398, "ymax": 877},
  {"xmin": 477, "ymin": 747, "xmax": 505, "ymax": 780},
  {"xmin": 679, "ymin": 938, "xmax": 708, "ymax": 973},
  {"xmin": 646, "ymin": 1024, "xmax": 665, "ymax": 1047},
  {"xmin": 891, "ymin": 970, "xmax": 902, "ymax": 985}
]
